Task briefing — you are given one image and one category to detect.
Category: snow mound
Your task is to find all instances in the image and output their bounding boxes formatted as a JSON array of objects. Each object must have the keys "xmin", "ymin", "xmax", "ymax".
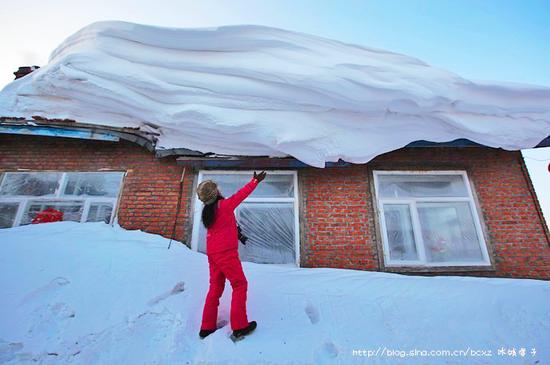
[
  {"xmin": 1, "ymin": 221, "xmax": 549, "ymax": 364},
  {"xmin": 1, "ymin": 20, "xmax": 549, "ymax": 167}
]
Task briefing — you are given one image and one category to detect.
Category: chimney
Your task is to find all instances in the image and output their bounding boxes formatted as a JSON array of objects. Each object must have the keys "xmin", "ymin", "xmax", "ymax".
[{"xmin": 14, "ymin": 65, "xmax": 40, "ymax": 80}]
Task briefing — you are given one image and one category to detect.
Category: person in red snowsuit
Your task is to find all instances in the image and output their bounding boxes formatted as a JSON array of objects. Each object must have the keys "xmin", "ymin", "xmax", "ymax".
[{"xmin": 197, "ymin": 171, "xmax": 266, "ymax": 339}]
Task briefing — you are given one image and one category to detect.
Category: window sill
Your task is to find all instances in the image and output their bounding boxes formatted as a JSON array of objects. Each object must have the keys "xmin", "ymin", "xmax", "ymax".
[{"xmin": 382, "ymin": 264, "xmax": 496, "ymax": 273}]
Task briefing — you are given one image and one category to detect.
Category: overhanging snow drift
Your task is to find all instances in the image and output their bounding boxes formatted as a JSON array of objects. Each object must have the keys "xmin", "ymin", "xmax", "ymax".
[{"xmin": 1, "ymin": 21, "xmax": 549, "ymax": 167}]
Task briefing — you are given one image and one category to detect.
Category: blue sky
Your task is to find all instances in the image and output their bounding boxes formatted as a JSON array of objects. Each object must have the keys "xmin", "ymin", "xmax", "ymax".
[
  {"xmin": 2, "ymin": 0, "xmax": 549, "ymax": 88},
  {"xmin": 0, "ymin": 0, "xmax": 549, "ymax": 223}
]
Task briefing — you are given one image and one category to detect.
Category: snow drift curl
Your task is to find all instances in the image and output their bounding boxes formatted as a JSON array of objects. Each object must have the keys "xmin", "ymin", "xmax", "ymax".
[{"xmin": 1, "ymin": 21, "xmax": 549, "ymax": 167}]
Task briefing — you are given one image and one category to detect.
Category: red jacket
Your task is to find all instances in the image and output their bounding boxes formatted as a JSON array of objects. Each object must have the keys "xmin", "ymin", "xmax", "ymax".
[{"xmin": 206, "ymin": 177, "xmax": 259, "ymax": 255}]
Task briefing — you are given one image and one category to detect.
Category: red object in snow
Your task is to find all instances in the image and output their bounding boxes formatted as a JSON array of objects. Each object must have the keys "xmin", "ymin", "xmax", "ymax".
[
  {"xmin": 200, "ymin": 177, "xmax": 259, "ymax": 332},
  {"xmin": 201, "ymin": 249, "xmax": 250, "ymax": 331},
  {"xmin": 31, "ymin": 208, "xmax": 64, "ymax": 224}
]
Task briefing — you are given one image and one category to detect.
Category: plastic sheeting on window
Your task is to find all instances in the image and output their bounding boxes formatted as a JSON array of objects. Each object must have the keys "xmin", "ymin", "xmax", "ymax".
[
  {"xmin": 202, "ymin": 173, "xmax": 294, "ymax": 198},
  {"xmin": 376, "ymin": 172, "xmax": 487, "ymax": 265},
  {"xmin": 382, "ymin": 201, "xmax": 485, "ymax": 264},
  {"xmin": 378, "ymin": 174, "xmax": 468, "ymax": 198},
  {"xmin": 236, "ymin": 203, "xmax": 295, "ymax": 264},
  {"xmin": 0, "ymin": 203, "xmax": 18, "ymax": 228},
  {"xmin": 0, "ymin": 171, "xmax": 123, "ymax": 228},
  {"xmin": 383, "ymin": 204, "xmax": 418, "ymax": 261},
  {"xmin": 197, "ymin": 172, "xmax": 297, "ymax": 264},
  {"xmin": 0, "ymin": 172, "xmax": 62, "ymax": 196},
  {"xmin": 87, "ymin": 203, "xmax": 114, "ymax": 223},
  {"xmin": 196, "ymin": 202, "xmax": 295, "ymax": 264},
  {"xmin": 63, "ymin": 172, "xmax": 123, "ymax": 197},
  {"xmin": 417, "ymin": 202, "xmax": 483, "ymax": 263}
]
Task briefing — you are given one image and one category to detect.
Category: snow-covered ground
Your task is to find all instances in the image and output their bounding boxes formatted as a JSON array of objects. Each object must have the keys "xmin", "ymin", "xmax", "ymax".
[
  {"xmin": 1, "ymin": 21, "xmax": 549, "ymax": 167},
  {"xmin": 0, "ymin": 221, "xmax": 548, "ymax": 364}
]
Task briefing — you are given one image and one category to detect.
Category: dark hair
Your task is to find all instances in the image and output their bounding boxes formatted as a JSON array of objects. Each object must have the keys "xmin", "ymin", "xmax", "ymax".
[{"xmin": 201, "ymin": 194, "xmax": 223, "ymax": 229}]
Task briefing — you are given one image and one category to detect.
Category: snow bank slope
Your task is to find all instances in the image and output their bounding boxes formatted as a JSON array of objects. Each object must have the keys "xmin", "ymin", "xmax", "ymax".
[
  {"xmin": 1, "ymin": 21, "xmax": 549, "ymax": 167},
  {"xmin": 0, "ymin": 222, "xmax": 549, "ymax": 364}
]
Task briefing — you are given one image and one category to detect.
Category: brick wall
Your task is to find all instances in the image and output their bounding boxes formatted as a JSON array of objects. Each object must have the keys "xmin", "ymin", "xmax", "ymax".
[
  {"xmin": 298, "ymin": 167, "xmax": 377, "ymax": 270},
  {"xmin": 299, "ymin": 147, "xmax": 550, "ymax": 280},
  {"xmin": 2, "ymin": 134, "xmax": 549, "ymax": 279},
  {"xmin": 0, "ymin": 134, "xmax": 197, "ymax": 245}
]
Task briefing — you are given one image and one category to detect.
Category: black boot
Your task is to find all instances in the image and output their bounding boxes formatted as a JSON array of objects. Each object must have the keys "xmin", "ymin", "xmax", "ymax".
[
  {"xmin": 199, "ymin": 319, "xmax": 229, "ymax": 339},
  {"xmin": 230, "ymin": 321, "xmax": 257, "ymax": 341},
  {"xmin": 199, "ymin": 328, "xmax": 216, "ymax": 339}
]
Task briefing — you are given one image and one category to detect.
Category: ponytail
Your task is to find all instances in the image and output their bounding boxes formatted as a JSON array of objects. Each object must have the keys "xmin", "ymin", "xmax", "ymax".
[{"xmin": 201, "ymin": 195, "xmax": 222, "ymax": 229}]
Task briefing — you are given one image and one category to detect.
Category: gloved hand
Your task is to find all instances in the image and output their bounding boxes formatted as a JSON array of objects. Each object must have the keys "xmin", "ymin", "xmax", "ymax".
[
  {"xmin": 253, "ymin": 171, "xmax": 267, "ymax": 183},
  {"xmin": 237, "ymin": 224, "xmax": 248, "ymax": 245}
]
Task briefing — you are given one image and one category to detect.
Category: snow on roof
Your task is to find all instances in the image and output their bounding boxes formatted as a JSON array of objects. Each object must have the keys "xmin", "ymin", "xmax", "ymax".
[{"xmin": 1, "ymin": 20, "xmax": 549, "ymax": 167}]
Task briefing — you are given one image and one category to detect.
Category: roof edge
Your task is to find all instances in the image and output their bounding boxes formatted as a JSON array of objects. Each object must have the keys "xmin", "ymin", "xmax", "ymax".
[
  {"xmin": 0, "ymin": 118, "xmax": 157, "ymax": 151},
  {"xmin": 2, "ymin": 119, "xmax": 548, "ymax": 166}
]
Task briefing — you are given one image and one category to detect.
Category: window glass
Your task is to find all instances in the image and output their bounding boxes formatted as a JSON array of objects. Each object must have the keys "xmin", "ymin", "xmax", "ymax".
[
  {"xmin": 0, "ymin": 171, "xmax": 123, "ymax": 229},
  {"xmin": 0, "ymin": 172, "xmax": 61, "ymax": 196},
  {"xmin": 196, "ymin": 172, "xmax": 297, "ymax": 265},
  {"xmin": 383, "ymin": 204, "xmax": 418, "ymax": 261},
  {"xmin": 197, "ymin": 202, "xmax": 296, "ymax": 264},
  {"xmin": 201, "ymin": 173, "xmax": 294, "ymax": 198},
  {"xmin": 87, "ymin": 203, "xmax": 114, "ymax": 223},
  {"xmin": 375, "ymin": 171, "xmax": 488, "ymax": 267},
  {"xmin": 198, "ymin": 220, "xmax": 207, "ymax": 253},
  {"xmin": 0, "ymin": 203, "xmax": 19, "ymax": 228},
  {"xmin": 237, "ymin": 203, "xmax": 295, "ymax": 264},
  {"xmin": 63, "ymin": 172, "xmax": 123, "ymax": 197},
  {"xmin": 21, "ymin": 200, "xmax": 84, "ymax": 225},
  {"xmin": 417, "ymin": 202, "xmax": 483, "ymax": 263},
  {"xmin": 378, "ymin": 174, "xmax": 468, "ymax": 198}
]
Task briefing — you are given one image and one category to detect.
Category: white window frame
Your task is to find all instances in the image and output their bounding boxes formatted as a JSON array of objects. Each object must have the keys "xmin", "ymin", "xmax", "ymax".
[
  {"xmin": 373, "ymin": 170, "xmax": 491, "ymax": 267},
  {"xmin": 191, "ymin": 170, "xmax": 300, "ymax": 266},
  {"xmin": 0, "ymin": 171, "xmax": 125, "ymax": 227}
]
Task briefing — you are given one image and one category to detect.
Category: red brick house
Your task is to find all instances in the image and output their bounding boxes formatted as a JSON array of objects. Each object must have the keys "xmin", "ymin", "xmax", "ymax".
[{"xmin": 1, "ymin": 111, "xmax": 549, "ymax": 280}]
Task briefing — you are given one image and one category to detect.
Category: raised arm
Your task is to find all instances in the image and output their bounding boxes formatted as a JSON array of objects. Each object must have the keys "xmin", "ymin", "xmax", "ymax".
[{"xmin": 225, "ymin": 171, "xmax": 266, "ymax": 211}]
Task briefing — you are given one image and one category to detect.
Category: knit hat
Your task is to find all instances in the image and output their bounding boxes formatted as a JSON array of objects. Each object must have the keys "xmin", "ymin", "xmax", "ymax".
[{"xmin": 197, "ymin": 180, "xmax": 219, "ymax": 205}]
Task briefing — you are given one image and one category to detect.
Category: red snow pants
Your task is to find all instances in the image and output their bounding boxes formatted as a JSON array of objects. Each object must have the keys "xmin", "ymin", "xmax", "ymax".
[{"xmin": 200, "ymin": 249, "xmax": 249, "ymax": 331}]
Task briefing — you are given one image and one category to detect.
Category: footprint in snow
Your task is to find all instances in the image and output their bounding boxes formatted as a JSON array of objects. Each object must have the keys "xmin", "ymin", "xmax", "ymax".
[
  {"xmin": 148, "ymin": 281, "xmax": 185, "ymax": 306},
  {"xmin": 0, "ymin": 340, "xmax": 24, "ymax": 363},
  {"xmin": 305, "ymin": 302, "xmax": 320, "ymax": 324},
  {"xmin": 65, "ymin": 309, "xmax": 185, "ymax": 363},
  {"xmin": 28, "ymin": 302, "xmax": 76, "ymax": 338},
  {"xmin": 313, "ymin": 341, "xmax": 339, "ymax": 364},
  {"xmin": 19, "ymin": 277, "xmax": 70, "ymax": 305}
]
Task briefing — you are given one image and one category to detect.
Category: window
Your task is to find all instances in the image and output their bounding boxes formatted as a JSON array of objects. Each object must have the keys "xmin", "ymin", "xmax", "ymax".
[
  {"xmin": 0, "ymin": 171, "xmax": 124, "ymax": 228},
  {"xmin": 191, "ymin": 171, "xmax": 299, "ymax": 265},
  {"xmin": 373, "ymin": 171, "xmax": 490, "ymax": 267},
  {"xmin": 0, "ymin": 172, "xmax": 62, "ymax": 196},
  {"xmin": 0, "ymin": 203, "xmax": 18, "ymax": 228}
]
